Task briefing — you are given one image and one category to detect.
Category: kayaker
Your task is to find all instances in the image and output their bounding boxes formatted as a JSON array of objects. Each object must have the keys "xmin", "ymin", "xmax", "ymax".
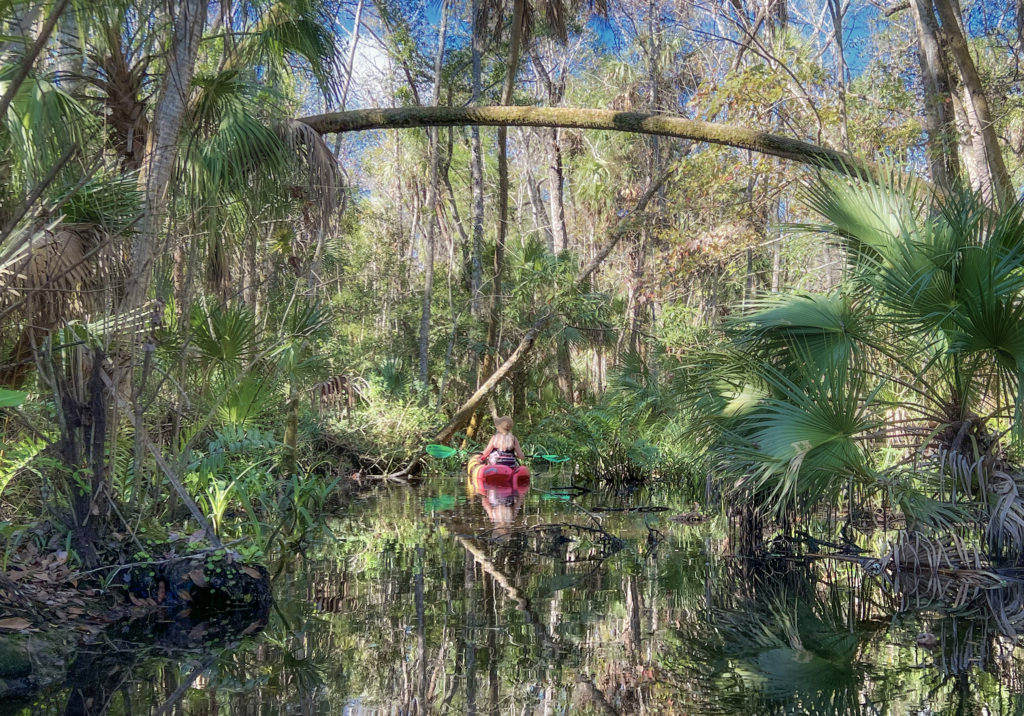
[{"xmin": 480, "ymin": 416, "xmax": 526, "ymax": 468}]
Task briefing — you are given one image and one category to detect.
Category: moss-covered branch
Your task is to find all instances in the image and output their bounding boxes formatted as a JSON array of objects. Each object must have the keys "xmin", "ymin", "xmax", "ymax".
[{"xmin": 298, "ymin": 105, "xmax": 879, "ymax": 179}]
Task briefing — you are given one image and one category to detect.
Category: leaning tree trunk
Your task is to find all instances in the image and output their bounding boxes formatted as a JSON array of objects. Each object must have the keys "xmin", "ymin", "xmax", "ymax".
[
  {"xmin": 911, "ymin": 0, "xmax": 961, "ymax": 191},
  {"xmin": 931, "ymin": 0, "xmax": 1013, "ymax": 210},
  {"xmin": 298, "ymin": 106, "xmax": 891, "ymax": 186},
  {"xmin": 121, "ymin": 0, "xmax": 207, "ymax": 311}
]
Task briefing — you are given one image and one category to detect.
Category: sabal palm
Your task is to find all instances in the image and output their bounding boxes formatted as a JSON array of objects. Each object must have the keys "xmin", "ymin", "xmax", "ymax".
[{"xmin": 705, "ymin": 175, "xmax": 1024, "ymax": 549}]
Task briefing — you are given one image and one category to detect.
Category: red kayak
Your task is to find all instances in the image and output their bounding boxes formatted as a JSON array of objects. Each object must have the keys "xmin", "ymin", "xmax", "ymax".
[{"xmin": 467, "ymin": 454, "xmax": 530, "ymax": 488}]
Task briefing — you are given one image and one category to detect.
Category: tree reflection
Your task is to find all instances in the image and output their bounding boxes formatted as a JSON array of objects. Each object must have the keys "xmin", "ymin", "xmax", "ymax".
[{"xmin": 20, "ymin": 482, "xmax": 1024, "ymax": 714}]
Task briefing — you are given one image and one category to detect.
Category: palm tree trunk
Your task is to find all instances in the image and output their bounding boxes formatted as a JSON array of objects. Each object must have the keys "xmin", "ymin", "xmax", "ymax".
[{"xmin": 122, "ymin": 0, "xmax": 207, "ymax": 311}]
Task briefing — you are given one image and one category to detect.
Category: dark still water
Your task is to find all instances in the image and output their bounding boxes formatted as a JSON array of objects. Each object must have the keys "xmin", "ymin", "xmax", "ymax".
[{"xmin": 11, "ymin": 469, "xmax": 1024, "ymax": 714}]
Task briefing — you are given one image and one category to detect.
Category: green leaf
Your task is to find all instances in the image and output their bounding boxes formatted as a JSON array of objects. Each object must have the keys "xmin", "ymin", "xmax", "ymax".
[{"xmin": 0, "ymin": 389, "xmax": 27, "ymax": 408}]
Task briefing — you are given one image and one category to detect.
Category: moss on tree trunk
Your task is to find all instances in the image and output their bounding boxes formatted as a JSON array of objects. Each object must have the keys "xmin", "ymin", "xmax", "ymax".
[{"xmin": 299, "ymin": 106, "xmax": 888, "ymax": 183}]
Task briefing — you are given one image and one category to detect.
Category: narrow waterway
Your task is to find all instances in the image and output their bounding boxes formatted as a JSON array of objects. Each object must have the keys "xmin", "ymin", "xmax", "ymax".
[{"xmin": 12, "ymin": 467, "xmax": 1024, "ymax": 714}]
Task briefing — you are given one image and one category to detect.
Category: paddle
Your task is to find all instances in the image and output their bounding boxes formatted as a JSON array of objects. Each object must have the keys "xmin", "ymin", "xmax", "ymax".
[
  {"xmin": 424, "ymin": 444, "xmax": 570, "ymax": 463},
  {"xmin": 425, "ymin": 444, "xmax": 463, "ymax": 459},
  {"xmin": 531, "ymin": 453, "xmax": 571, "ymax": 463}
]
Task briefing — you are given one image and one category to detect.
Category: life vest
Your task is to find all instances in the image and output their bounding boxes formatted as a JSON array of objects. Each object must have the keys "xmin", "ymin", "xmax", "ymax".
[{"xmin": 490, "ymin": 449, "xmax": 518, "ymax": 468}]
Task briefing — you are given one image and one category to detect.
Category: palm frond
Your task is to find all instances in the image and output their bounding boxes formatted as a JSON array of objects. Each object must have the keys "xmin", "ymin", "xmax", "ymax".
[
  {"xmin": 730, "ymin": 292, "xmax": 874, "ymax": 373},
  {"xmin": 190, "ymin": 302, "xmax": 258, "ymax": 369},
  {"xmin": 724, "ymin": 355, "xmax": 879, "ymax": 513}
]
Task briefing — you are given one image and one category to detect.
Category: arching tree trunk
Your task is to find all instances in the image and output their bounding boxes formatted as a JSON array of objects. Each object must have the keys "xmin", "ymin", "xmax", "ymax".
[{"xmin": 299, "ymin": 106, "xmax": 888, "ymax": 184}]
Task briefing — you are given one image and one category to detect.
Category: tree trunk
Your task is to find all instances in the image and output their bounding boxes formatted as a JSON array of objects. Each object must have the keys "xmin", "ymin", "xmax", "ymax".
[
  {"xmin": 628, "ymin": 227, "xmax": 650, "ymax": 353},
  {"xmin": 511, "ymin": 360, "xmax": 527, "ymax": 425},
  {"xmin": 331, "ymin": 0, "xmax": 364, "ymax": 156},
  {"xmin": 771, "ymin": 236, "xmax": 782, "ymax": 293},
  {"xmin": 556, "ymin": 338, "xmax": 574, "ymax": 402},
  {"xmin": 0, "ymin": 3, "xmax": 42, "ymax": 63},
  {"xmin": 469, "ymin": 0, "xmax": 485, "ymax": 319},
  {"xmin": 931, "ymin": 0, "xmax": 1014, "ymax": 209},
  {"xmin": 281, "ymin": 387, "xmax": 298, "ymax": 476},
  {"xmin": 299, "ymin": 106, "xmax": 892, "ymax": 185},
  {"xmin": 826, "ymin": 0, "xmax": 850, "ymax": 150},
  {"xmin": 910, "ymin": 0, "xmax": 961, "ymax": 190},
  {"xmin": 547, "ymin": 127, "xmax": 568, "ymax": 253},
  {"xmin": 474, "ymin": 0, "xmax": 527, "ymax": 429},
  {"xmin": 1018, "ymin": 0, "xmax": 1024, "ymax": 55},
  {"xmin": 531, "ymin": 49, "xmax": 568, "ymax": 253},
  {"xmin": 418, "ymin": 0, "xmax": 449, "ymax": 389},
  {"xmin": 121, "ymin": 0, "xmax": 207, "ymax": 311},
  {"xmin": 525, "ymin": 169, "xmax": 553, "ymax": 248}
]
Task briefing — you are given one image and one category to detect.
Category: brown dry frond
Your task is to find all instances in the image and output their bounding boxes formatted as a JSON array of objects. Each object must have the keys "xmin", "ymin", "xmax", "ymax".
[
  {"xmin": 0, "ymin": 221, "xmax": 132, "ymax": 386},
  {"xmin": 986, "ymin": 470, "xmax": 1024, "ymax": 560},
  {"xmin": 1, "ymin": 224, "xmax": 88, "ymax": 326},
  {"xmin": 887, "ymin": 531, "xmax": 988, "ymax": 577},
  {"xmin": 1, "ymin": 224, "xmax": 88, "ymax": 386},
  {"xmin": 278, "ymin": 119, "xmax": 341, "ymax": 229}
]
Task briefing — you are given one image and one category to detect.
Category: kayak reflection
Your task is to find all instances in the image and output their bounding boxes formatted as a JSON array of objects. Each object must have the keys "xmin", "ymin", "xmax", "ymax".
[{"xmin": 466, "ymin": 457, "xmax": 530, "ymax": 537}]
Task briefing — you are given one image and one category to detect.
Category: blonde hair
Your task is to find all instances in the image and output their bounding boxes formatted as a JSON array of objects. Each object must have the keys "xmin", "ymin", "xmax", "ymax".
[{"xmin": 493, "ymin": 416, "xmax": 515, "ymax": 450}]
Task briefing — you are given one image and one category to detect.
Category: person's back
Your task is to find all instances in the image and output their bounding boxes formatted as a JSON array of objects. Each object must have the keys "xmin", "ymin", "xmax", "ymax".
[{"xmin": 482, "ymin": 416, "xmax": 525, "ymax": 467}]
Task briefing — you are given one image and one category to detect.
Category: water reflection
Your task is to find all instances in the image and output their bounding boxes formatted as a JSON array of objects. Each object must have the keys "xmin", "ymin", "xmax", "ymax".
[
  {"xmin": 467, "ymin": 468, "xmax": 529, "ymax": 540},
  {"xmin": 13, "ymin": 477, "xmax": 1024, "ymax": 714}
]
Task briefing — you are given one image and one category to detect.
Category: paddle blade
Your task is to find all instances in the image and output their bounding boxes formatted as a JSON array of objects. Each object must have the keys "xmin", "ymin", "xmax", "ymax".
[
  {"xmin": 425, "ymin": 444, "xmax": 458, "ymax": 458},
  {"xmin": 532, "ymin": 454, "xmax": 570, "ymax": 463}
]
